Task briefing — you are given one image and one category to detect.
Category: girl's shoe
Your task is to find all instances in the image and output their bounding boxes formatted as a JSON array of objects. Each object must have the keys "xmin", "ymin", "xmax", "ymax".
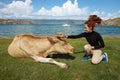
[
  {"xmin": 102, "ymin": 52, "xmax": 108, "ymax": 62},
  {"xmin": 82, "ymin": 55, "xmax": 91, "ymax": 61}
]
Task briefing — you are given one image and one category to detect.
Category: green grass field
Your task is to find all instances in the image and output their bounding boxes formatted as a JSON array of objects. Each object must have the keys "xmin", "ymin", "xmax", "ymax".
[{"xmin": 0, "ymin": 37, "xmax": 120, "ymax": 80}]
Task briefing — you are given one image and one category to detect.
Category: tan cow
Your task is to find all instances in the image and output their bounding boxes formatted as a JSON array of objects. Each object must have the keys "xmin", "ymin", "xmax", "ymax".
[{"xmin": 8, "ymin": 33, "xmax": 74, "ymax": 68}]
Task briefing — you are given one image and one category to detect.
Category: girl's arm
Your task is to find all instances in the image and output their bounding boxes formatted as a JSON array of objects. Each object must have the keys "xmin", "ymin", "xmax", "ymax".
[{"xmin": 68, "ymin": 32, "xmax": 85, "ymax": 39}]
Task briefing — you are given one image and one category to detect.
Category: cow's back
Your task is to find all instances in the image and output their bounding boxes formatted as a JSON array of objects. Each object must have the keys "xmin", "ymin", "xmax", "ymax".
[
  {"xmin": 8, "ymin": 34, "xmax": 54, "ymax": 58},
  {"xmin": 8, "ymin": 35, "xmax": 29, "ymax": 57}
]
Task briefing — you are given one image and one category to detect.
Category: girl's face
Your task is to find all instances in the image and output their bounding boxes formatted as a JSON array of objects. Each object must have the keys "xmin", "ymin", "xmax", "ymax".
[{"xmin": 84, "ymin": 24, "xmax": 92, "ymax": 33}]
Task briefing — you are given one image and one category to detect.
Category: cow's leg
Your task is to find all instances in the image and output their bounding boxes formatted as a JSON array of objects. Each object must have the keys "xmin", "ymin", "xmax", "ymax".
[{"xmin": 31, "ymin": 56, "xmax": 68, "ymax": 69}]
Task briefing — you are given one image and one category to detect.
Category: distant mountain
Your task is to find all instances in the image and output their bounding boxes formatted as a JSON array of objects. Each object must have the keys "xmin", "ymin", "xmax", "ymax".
[
  {"xmin": 0, "ymin": 17, "xmax": 120, "ymax": 26},
  {"xmin": 102, "ymin": 17, "xmax": 120, "ymax": 26},
  {"xmin": 0, "ymin": 19, "xmax": 84, "ymax": 25},
  {"xmin": 0, "ymin": 19, "xmax": 39, "ymax": 24}
]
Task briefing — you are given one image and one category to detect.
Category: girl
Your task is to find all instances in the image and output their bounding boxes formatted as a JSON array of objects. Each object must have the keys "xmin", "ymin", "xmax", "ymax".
[{"xmin": 68, "ymin": 15, "xmax": 108, "ymax": 64}]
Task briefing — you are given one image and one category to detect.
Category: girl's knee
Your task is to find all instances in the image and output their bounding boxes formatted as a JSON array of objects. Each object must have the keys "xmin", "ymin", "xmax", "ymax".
[
  {"xmin": 84, "ymin": 44, "xmax": 92, "ymax": 54},
  {"xmin": 91, "ymin": 59, "xmax": 99, "ymax": 64}
]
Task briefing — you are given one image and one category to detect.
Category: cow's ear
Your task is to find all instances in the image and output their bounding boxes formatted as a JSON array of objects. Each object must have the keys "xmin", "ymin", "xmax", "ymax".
[
  {"xmin": 56, "ymin": 32, "xmax": 67, "ymax": 38},
  {"xmin": 47, "ymin": 37, "xmax": 59, "ymax": 44},
  {"xmin": 52, "ymin": 38, "xmax": 59, "ymax": 43}
]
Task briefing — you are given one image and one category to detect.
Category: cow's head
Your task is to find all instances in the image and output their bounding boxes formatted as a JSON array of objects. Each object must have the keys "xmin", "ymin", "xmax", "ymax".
[
  {"xmin": 54, "ymin": 40, "xmax": 74, "ymax": 55},
  {"xmin": 53, "ymin": 32, "xmax": 74, "ymax": 54}
]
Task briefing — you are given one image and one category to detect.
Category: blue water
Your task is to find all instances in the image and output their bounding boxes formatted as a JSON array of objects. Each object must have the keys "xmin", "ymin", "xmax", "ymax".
[{"xmin": 0, "ymin": 24, "xmax": 120, "ymax": 37}]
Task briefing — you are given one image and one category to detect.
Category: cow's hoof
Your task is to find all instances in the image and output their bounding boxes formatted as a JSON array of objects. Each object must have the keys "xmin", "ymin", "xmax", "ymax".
[
  {"xmin": 63, "ymin": 64, "xmax": 69, "ymax": 69},
  {"xmin": 59, "ymin": 63, "xmax": 69, "ymax": 69}
]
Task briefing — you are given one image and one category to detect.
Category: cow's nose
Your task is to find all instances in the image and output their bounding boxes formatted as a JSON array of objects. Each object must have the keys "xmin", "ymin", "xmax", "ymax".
[{"xmin": 70, "ymin": 48, "xmax": 74, "ymax": 54}]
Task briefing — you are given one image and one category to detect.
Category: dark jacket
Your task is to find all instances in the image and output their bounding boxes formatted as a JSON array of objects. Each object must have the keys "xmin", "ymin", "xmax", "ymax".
[{"xmin": 68, "ymin": 31, "xmax": 105, "ymax": 49}]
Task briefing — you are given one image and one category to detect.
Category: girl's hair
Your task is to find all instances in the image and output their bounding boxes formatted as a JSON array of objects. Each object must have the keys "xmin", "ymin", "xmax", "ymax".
[{"xmin": 85, "ymin": 15, "xmax": 102, "ymax": 30}]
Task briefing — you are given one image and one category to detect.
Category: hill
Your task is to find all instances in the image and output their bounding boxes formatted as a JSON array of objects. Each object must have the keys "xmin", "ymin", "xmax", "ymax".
[
  {"xmin": 102, "ymin": 17, "xmax": 120, "ymax": 26},
  {"xmin": 0, "ymin": 19, "xmax": 39, "ymax": 24},
  {"xmin": 0, "ymin": 19, "xmax": 84, "ymax": 25},
  {"xmin": 0, "ymin": 17, "xmax": 120, "ymax": 26}
]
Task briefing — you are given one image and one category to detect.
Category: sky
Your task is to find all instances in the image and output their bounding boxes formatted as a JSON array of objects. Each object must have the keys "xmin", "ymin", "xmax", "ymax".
[{"xmin": 0, "ymin": 0, "xmax": 120, "ymax": 20}]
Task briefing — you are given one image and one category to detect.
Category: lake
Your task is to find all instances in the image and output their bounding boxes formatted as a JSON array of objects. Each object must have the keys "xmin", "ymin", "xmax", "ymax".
[{"xmin": 0, "ymin": 24, "xmax": 120, "ymax": 37}]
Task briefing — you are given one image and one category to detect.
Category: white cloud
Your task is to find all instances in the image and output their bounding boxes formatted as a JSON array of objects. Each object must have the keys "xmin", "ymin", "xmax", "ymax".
[
  {"xmin": 0, "ymin": 0, "xmax": 89, "ymax": 19},
  {"xmin": 0, "ymin": 0, "xmax": 119, "ymax": 19},
  {"xmin": 91, "ymin": 10, "xmax": 120, "ymax": 20},
  {"xmin": 33, "ymin": 0, "xmax": 88, "ymax": 19},
  {"xmin": 0, "ymin": 0, "xmax": 33, "ymax": 19}
]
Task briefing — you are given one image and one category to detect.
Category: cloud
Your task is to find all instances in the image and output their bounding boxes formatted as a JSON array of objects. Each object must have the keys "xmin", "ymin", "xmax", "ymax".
[
  {"xmin": 0, "ymin": 0, "xmax": 119, "ymax": 19},
  {"xmin": 0, "ymin": 0, "xmax": 33, "ymax": 18},
  {"xmin": 0, "ymin": 0, "xmax": 89, "ymax": 19},
  {"xmin": 33, "ymin": 0, "xmax": 88, "ymax": 19},
  {"xmin": 91, "ymin": 10, "xmax": 120, "ymax": 20}
]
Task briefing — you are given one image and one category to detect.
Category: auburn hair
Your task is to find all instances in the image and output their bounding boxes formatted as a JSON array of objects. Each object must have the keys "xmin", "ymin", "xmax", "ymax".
[{"xmin": 85, "ymin": 15, "xmax": 102, "ymax": 30}]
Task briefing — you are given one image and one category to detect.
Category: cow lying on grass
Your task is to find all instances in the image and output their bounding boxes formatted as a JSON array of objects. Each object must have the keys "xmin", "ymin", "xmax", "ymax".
[{"xmin": 8, "ymin": 33, "xmax": 74, "ymax": 69}]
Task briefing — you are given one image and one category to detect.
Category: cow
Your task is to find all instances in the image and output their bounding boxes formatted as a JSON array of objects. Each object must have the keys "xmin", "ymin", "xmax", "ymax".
[{"xmin": 8, "ymin": 33, "xmax": 74, "ymax": 69}]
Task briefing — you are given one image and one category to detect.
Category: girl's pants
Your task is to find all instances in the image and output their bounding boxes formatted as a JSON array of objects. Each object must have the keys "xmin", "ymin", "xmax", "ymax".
[{"xmin": 84, "ymin": 44, "xmax": 104, "ymax": 64}]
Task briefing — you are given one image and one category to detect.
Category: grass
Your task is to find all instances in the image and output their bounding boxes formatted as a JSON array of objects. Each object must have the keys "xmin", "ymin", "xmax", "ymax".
[{"xmin": 0, "ymin": 37, "xmax": 120, "ymax": 80}]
